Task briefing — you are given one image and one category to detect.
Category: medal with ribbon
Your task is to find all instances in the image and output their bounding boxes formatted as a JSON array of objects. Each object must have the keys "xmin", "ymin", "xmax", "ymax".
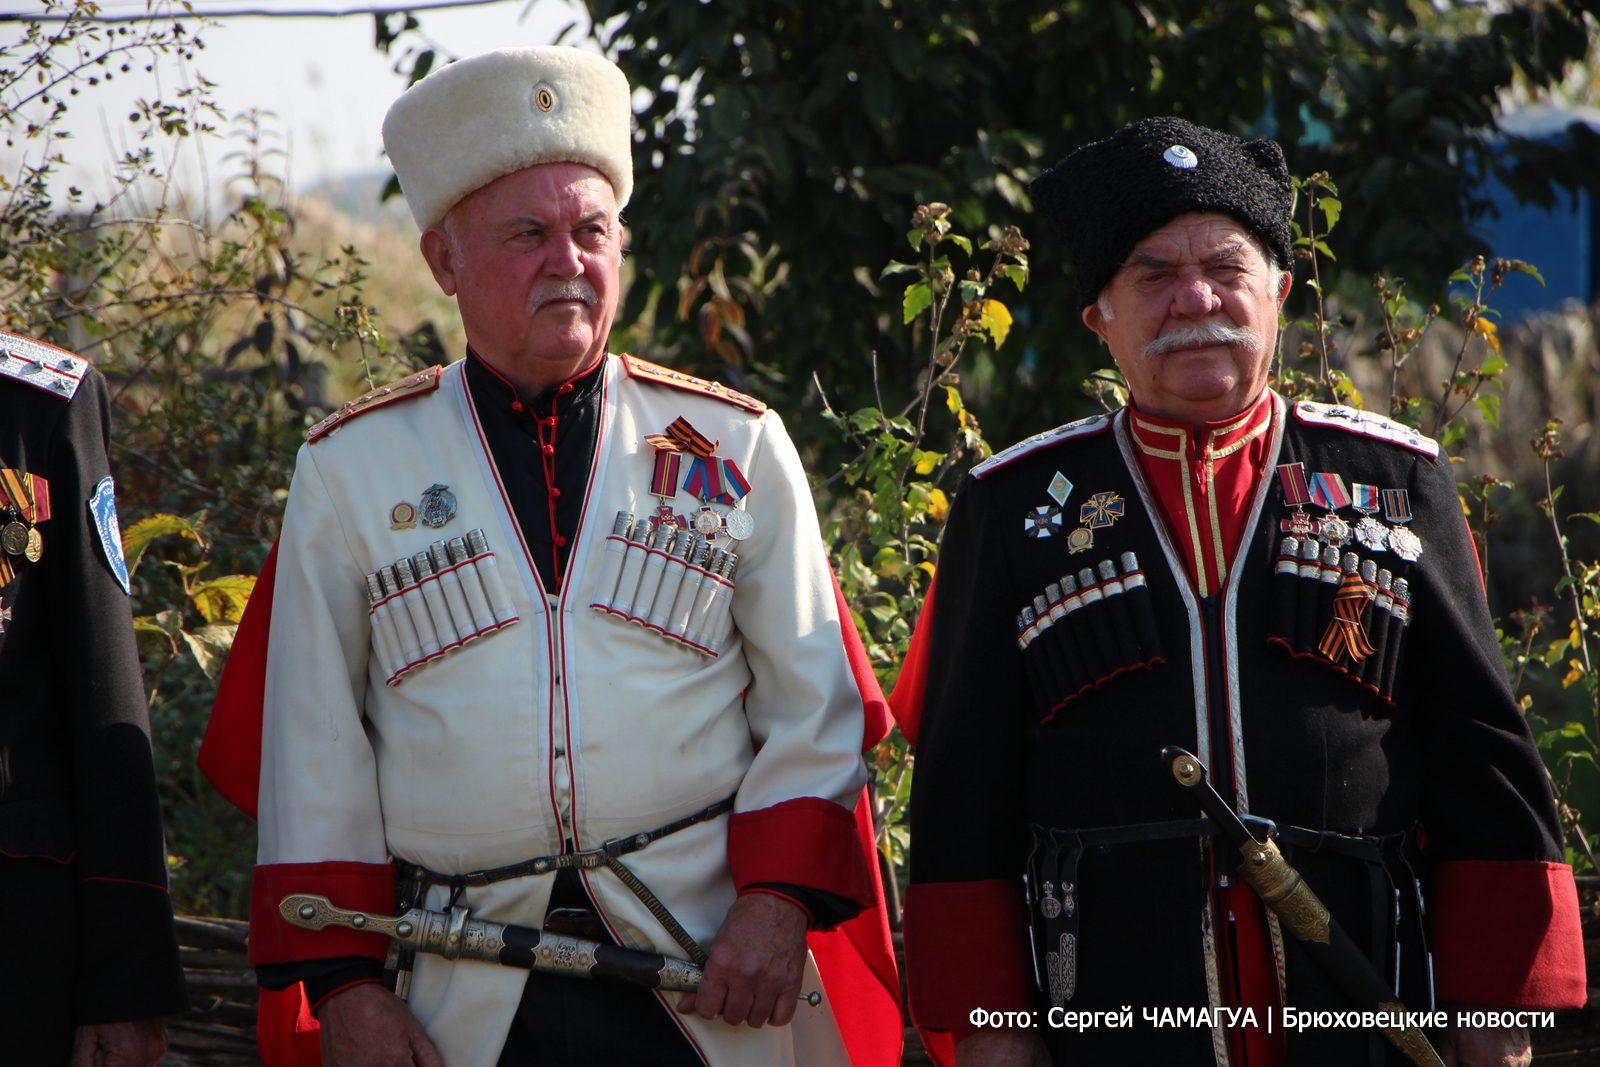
[
  {"xmin": 1350, "ymin": 483, "xmax": 1389, "ymax": 552},
  {"xmin": 0, "ymin": 467, "xmax": 49, "ymax": 585},
  {"xmin": 1309, "ymin": 471, "xmax": 1352, "ymax": 546},
  {"xmin": 1276, "ymin": 462, "xmax": 1314, "ymax": 537},
  {"xmin": 644, "ymin": 417, "xmax": 754, "ymax": 540}
]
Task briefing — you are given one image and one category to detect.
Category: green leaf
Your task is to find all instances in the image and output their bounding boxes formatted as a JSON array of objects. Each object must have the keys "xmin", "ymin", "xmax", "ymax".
[
  {"xmin": 1319, "ymin": 197, "xmax": 1341, "ymax": 231},
  {"xmin": 979, "ymin": 298, "xmax": 1013, "ymax": 348},
  {"xmin": 912, "ymin": 449, "xmax": 942, "ymax": 475},
  {"xmin": 1474, "ymin": 394, "xmax": 1500, "ymax": 428},
  {"xmin": 902, "ymin": 280, "xmax": 932, "ymax": 324},
  {"xmin": 121, "ymin": 513, "xmax": 203, "ymax": 579},
  {"xmin": 947, "ymin": 234, "xmax": 972, "ymax": 255},
  {"xmin": 944, "ymin": 384, "xmax": 964, "ymax": 414},
  {"xmin": 190, "ymin": 574, "xmax": 256, "ymax": 624},
  {"xmin": 1313, "ymin": 240, "xmax": 1337, "ymax": 262},
  {"xmin": 181, "ymin": 623, "xmax": 236, "ymax": 680},
  {"xmin": 1570, "ymin": 513, "xmax": 1600, "ymax": 526},
  {"xmin": 1479, "ymin": 355, "xmax": 1507, "ymax": 376},
  {"xmin": 1001, "ymin": 264, "xmax": 1029, "ymax": 291},
  {"xmin": 1509, "ymin": 262, "xmax": 1545, "ymax": 286},
  {"xmin": 872, "ymin": 545, "xmax": 908, "ymax": 579},
  {"xmin": 907, "ymin": 228, "xmax": 924, "ymax": 252},
  {"xmin": 879, "ymin": 260, "xmax": 918, "ymax": 278}
]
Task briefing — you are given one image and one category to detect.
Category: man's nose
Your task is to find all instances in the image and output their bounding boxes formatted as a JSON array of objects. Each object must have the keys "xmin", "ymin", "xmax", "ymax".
[
  {"xmin": 543, "ymin": 233, "xmax": 584, "ymax": 278},
  {"xmin": 1171, "ymin": 271, "xmax": 1221, "ymax": 318}
]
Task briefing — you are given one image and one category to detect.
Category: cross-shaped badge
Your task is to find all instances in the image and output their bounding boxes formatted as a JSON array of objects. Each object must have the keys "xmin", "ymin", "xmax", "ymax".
[
  {"xmin": 648, "ymin": 504, "xmax": 687, "ymax": 530},
  {"xmin": 1279, "ymin": 510, "xmax": 1315, "ymax": 537},
  {"xmin": 1079, "ymin": 492, "xmax": 1125, "ymax": 530},
  {"xmin": 1026, "ymin": 505, "xmax": 1062, "ymax": 538}
]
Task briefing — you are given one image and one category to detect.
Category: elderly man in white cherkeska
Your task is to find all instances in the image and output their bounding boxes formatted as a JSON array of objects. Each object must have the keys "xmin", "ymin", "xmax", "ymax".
[{"xmin": 234, "ymin": 47, "xmax": 890, "ymax": 1067}]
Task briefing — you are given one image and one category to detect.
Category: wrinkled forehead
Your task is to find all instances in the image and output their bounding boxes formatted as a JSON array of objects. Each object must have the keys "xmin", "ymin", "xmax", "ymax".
[
  {"xmin": 447, "ymin": 160, "xmax": 619, "ymax": 230},
  {"xmin": 1125, "ymin": 212, "xmax": 1271, "ymax": 266}
]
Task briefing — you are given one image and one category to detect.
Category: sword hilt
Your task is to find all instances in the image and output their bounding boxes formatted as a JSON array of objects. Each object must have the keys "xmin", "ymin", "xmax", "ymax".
[{"xmin": 280, "ymin": 893, "xmax": 822, "ymax": 1006}]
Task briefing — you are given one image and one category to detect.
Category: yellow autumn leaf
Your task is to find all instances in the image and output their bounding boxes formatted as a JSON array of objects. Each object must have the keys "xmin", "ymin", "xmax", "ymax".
[
  {"xmin": 1562, "ymin": 658, "xmax": 1584, "ymax": 688},
  {"xmin": 1474, "ymin": 317, "xmax": 1500, "ymax": 355},
  {"xmin": 917, "ymin": 561, "xmax": 937, "ymax": 576},
  {"xmin": 979, "ymin": 299, "xmax": 1013, "ymax": 348},
  {"xmin": 928, "ymin": 488, "xmax": 950, "ymax": 521}
]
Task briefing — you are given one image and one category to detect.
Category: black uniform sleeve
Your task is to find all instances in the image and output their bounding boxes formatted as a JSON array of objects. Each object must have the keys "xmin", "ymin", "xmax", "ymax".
[
  {"xmin": 1405, "ymin": 447, "xmax": 1562, "ymax": 863},
  {"xmin": 53, "ymin": 372, "xmax": 188, "ymax": 1022},
  {"xmin": 902, "ymin": 473, "xmax": 1038, "ymax": 1025}
]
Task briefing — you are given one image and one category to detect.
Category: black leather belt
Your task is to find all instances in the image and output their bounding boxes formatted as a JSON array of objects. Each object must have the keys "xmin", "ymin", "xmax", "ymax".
[
  {"xmin": 396, "ymin": 796, "xmax": 736, "ymax": 889},
  {"xmin": 394, "ymin": 795, "xmax": 736, "ymax": 966},
  {"xmin": 1026, "ymin": 814, "xmax": 1426, "ymax": 1041}
]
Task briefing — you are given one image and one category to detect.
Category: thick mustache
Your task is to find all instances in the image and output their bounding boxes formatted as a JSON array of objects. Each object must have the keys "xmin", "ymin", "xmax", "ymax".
[
  {"xmin": 526, "ymin": 278, "xmax": 598, "ymax": 313},
  {"xmin": 1143, "ymin": 322, "xmax": 1261, "ymax": 358}
]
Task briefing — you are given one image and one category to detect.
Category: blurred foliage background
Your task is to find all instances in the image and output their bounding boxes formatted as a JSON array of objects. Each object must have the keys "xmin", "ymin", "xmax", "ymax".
[{"xmin": 2, "ymin": 0, "xmax": 1598, "ymax": 920}]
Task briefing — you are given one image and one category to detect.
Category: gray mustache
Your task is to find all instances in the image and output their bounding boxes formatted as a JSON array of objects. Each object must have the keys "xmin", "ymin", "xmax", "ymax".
[
  {"xmin": 1143, "ymin": 323, "xmax": 1261, "ymax": 358},
  {"xmin": 526, "ymin": 278, "xmax": 598, "ymax": 313}
]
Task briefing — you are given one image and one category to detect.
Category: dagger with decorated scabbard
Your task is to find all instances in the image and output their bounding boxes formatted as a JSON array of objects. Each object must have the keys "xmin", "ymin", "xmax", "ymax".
[
  {"xmin": 1160, "ymin": 747, "xmax": 1445, "ymax": 1067},
  {"xmin": 280, "ymin": 894, "xmax": 822, "ymax": 1006}
]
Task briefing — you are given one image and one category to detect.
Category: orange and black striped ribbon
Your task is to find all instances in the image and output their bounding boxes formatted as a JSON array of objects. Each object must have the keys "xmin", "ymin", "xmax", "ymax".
[
  {"xmin": 643, "ymin": 417, "xmax": 719, "ymax": 459},
  {"xmin": 0, "ymin": 469, "xmax": 48, "ymax": 522},
  {"xmin": 1318, "ymin": 571, "xmax": 1377, "ymax": 663}
]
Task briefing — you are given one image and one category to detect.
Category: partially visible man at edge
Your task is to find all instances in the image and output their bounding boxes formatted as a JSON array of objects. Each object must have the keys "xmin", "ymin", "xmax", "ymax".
[
  {"xmin": 204, "ymin": 47, "xmax": 897, "ymax": 1067},
  {"xmin": 895, "ymin": 118, "xmax": 1584, "ymax": 1067},
  {"xmin": 0, "ymin": 333, "xmax": 188, "ymax": 1065}
]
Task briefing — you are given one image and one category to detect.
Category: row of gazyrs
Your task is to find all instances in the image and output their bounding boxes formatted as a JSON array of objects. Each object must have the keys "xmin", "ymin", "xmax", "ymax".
[
  {"xmin": 1272, "ymin": 535, "xmax": 1411, "ymax": 701},
  {"xmin": 364, "ymin": 528, "xmax": 520, "ymax": 686},
  {"xmin": 590, "ymin": 511, "xmax": 737, "ymax": 658}
]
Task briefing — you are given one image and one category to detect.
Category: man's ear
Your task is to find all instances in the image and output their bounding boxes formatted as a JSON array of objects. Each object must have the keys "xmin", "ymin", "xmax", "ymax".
[
  {"xmin": 1082, "ymin": 301, "xmax": 1111, "ymax": 345},
  {"xmin": 1276, "ymin": 266, "xmax": 1292, "ymax": 310},
  {"xmin": 419, "ymin": 227, "xmax": 459, "ymax": 297}
]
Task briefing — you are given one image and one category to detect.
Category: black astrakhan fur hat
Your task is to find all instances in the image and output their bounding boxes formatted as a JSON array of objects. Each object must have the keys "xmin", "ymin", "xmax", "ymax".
[{"xmin": 1030, "ymin": 117, "xmax": 1294, "ymax": 309}]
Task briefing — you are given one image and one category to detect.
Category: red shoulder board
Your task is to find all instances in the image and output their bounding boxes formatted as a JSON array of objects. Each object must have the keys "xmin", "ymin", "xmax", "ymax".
[
  {"xmin": 620, "ymin": 353, "xmax": 766, "ymax": 414},
  {"xmin": 306, "ymin": 365, "xmax": 443, "ymax": 443}
]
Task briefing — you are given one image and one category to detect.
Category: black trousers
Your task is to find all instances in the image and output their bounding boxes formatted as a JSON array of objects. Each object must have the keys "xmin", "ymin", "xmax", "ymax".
[
  {"xmin": 495, "ymin": 867, "xmax": 704, "ymax": 1067},
  {"xmin": 0, "ymin": 857, "xmax": 79, "ymax": 1065},
  {"xmin": 495, "ymin": 969, "xmax": 706, "ymax": 1067}
]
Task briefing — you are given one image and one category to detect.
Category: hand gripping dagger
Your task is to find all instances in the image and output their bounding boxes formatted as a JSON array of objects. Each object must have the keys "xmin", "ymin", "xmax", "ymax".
[
  {"xmin": 280, "ymin": 894, "xmax": 823, "ymax": 1006},
  {"xmin": 1159, "ymin": 747, "xmax": 1445, "ymax": 1067}
]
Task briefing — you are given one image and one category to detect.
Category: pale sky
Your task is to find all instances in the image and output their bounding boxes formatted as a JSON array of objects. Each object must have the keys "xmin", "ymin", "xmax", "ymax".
[{"xmin": 1, "ymin": 0, "xmax": 591, "ymax": 205}]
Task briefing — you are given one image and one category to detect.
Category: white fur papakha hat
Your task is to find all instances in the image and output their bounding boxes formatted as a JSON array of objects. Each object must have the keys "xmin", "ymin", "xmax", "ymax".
[{"xmin": 382, "ymin": 46, "xmax": 633, "ymax": 230}]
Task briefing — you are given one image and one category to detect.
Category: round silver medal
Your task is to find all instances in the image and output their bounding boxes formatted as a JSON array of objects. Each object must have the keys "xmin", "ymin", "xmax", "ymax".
[
  {"xmin": 1354, "ymin": 515, "xmax": 1389, "ymax": 552},
  {"xmin": 1388, "ymin": 526, "xmax": 1423, "ymax": 562},
  {"xmin": 723, "ymin": 509, "xmax": 755, "ymax": 541},
  {"xmin": 1041, "ymin": 896, "xmax": 1061, "ymax": 919},
  {"xmin": 0, "ymin": 521, "xmax": 26, "ymax": 556}
]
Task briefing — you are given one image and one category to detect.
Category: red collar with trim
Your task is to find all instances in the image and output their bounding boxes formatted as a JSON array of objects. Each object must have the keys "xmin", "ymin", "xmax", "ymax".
[{"xmin": 1125, "ymin": 389, "xmax": 1276, "ymax": 598}]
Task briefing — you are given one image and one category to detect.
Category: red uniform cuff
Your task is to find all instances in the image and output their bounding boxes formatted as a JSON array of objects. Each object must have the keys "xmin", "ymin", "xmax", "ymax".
[
  {"xmin": 728, "ymin": 797, "xmax": 875, "ymax": 907},
  {"xmin": 248, "ymin": 861, "xmax": 395, "ymax": 966},
  {"xmin": 308, "ymin": 976, "xmax": 384, "ymax": 1015},
  {"xmin": 738, "ymin": 886, "xmax": 815, "ymax": 924},
  {"xmin": 903, "ymin": 879, "xmax": 1035, "ymax": 1028},
  {"xmin": 1430, "ymin": 860, "xmax": 1586, "ymax": 1009}
]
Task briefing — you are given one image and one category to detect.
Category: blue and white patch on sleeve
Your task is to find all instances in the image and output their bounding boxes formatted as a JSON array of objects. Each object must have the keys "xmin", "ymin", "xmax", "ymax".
[{"xmin": 88, "ymin": 476, "xmax": 130, "ymax": 595}]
